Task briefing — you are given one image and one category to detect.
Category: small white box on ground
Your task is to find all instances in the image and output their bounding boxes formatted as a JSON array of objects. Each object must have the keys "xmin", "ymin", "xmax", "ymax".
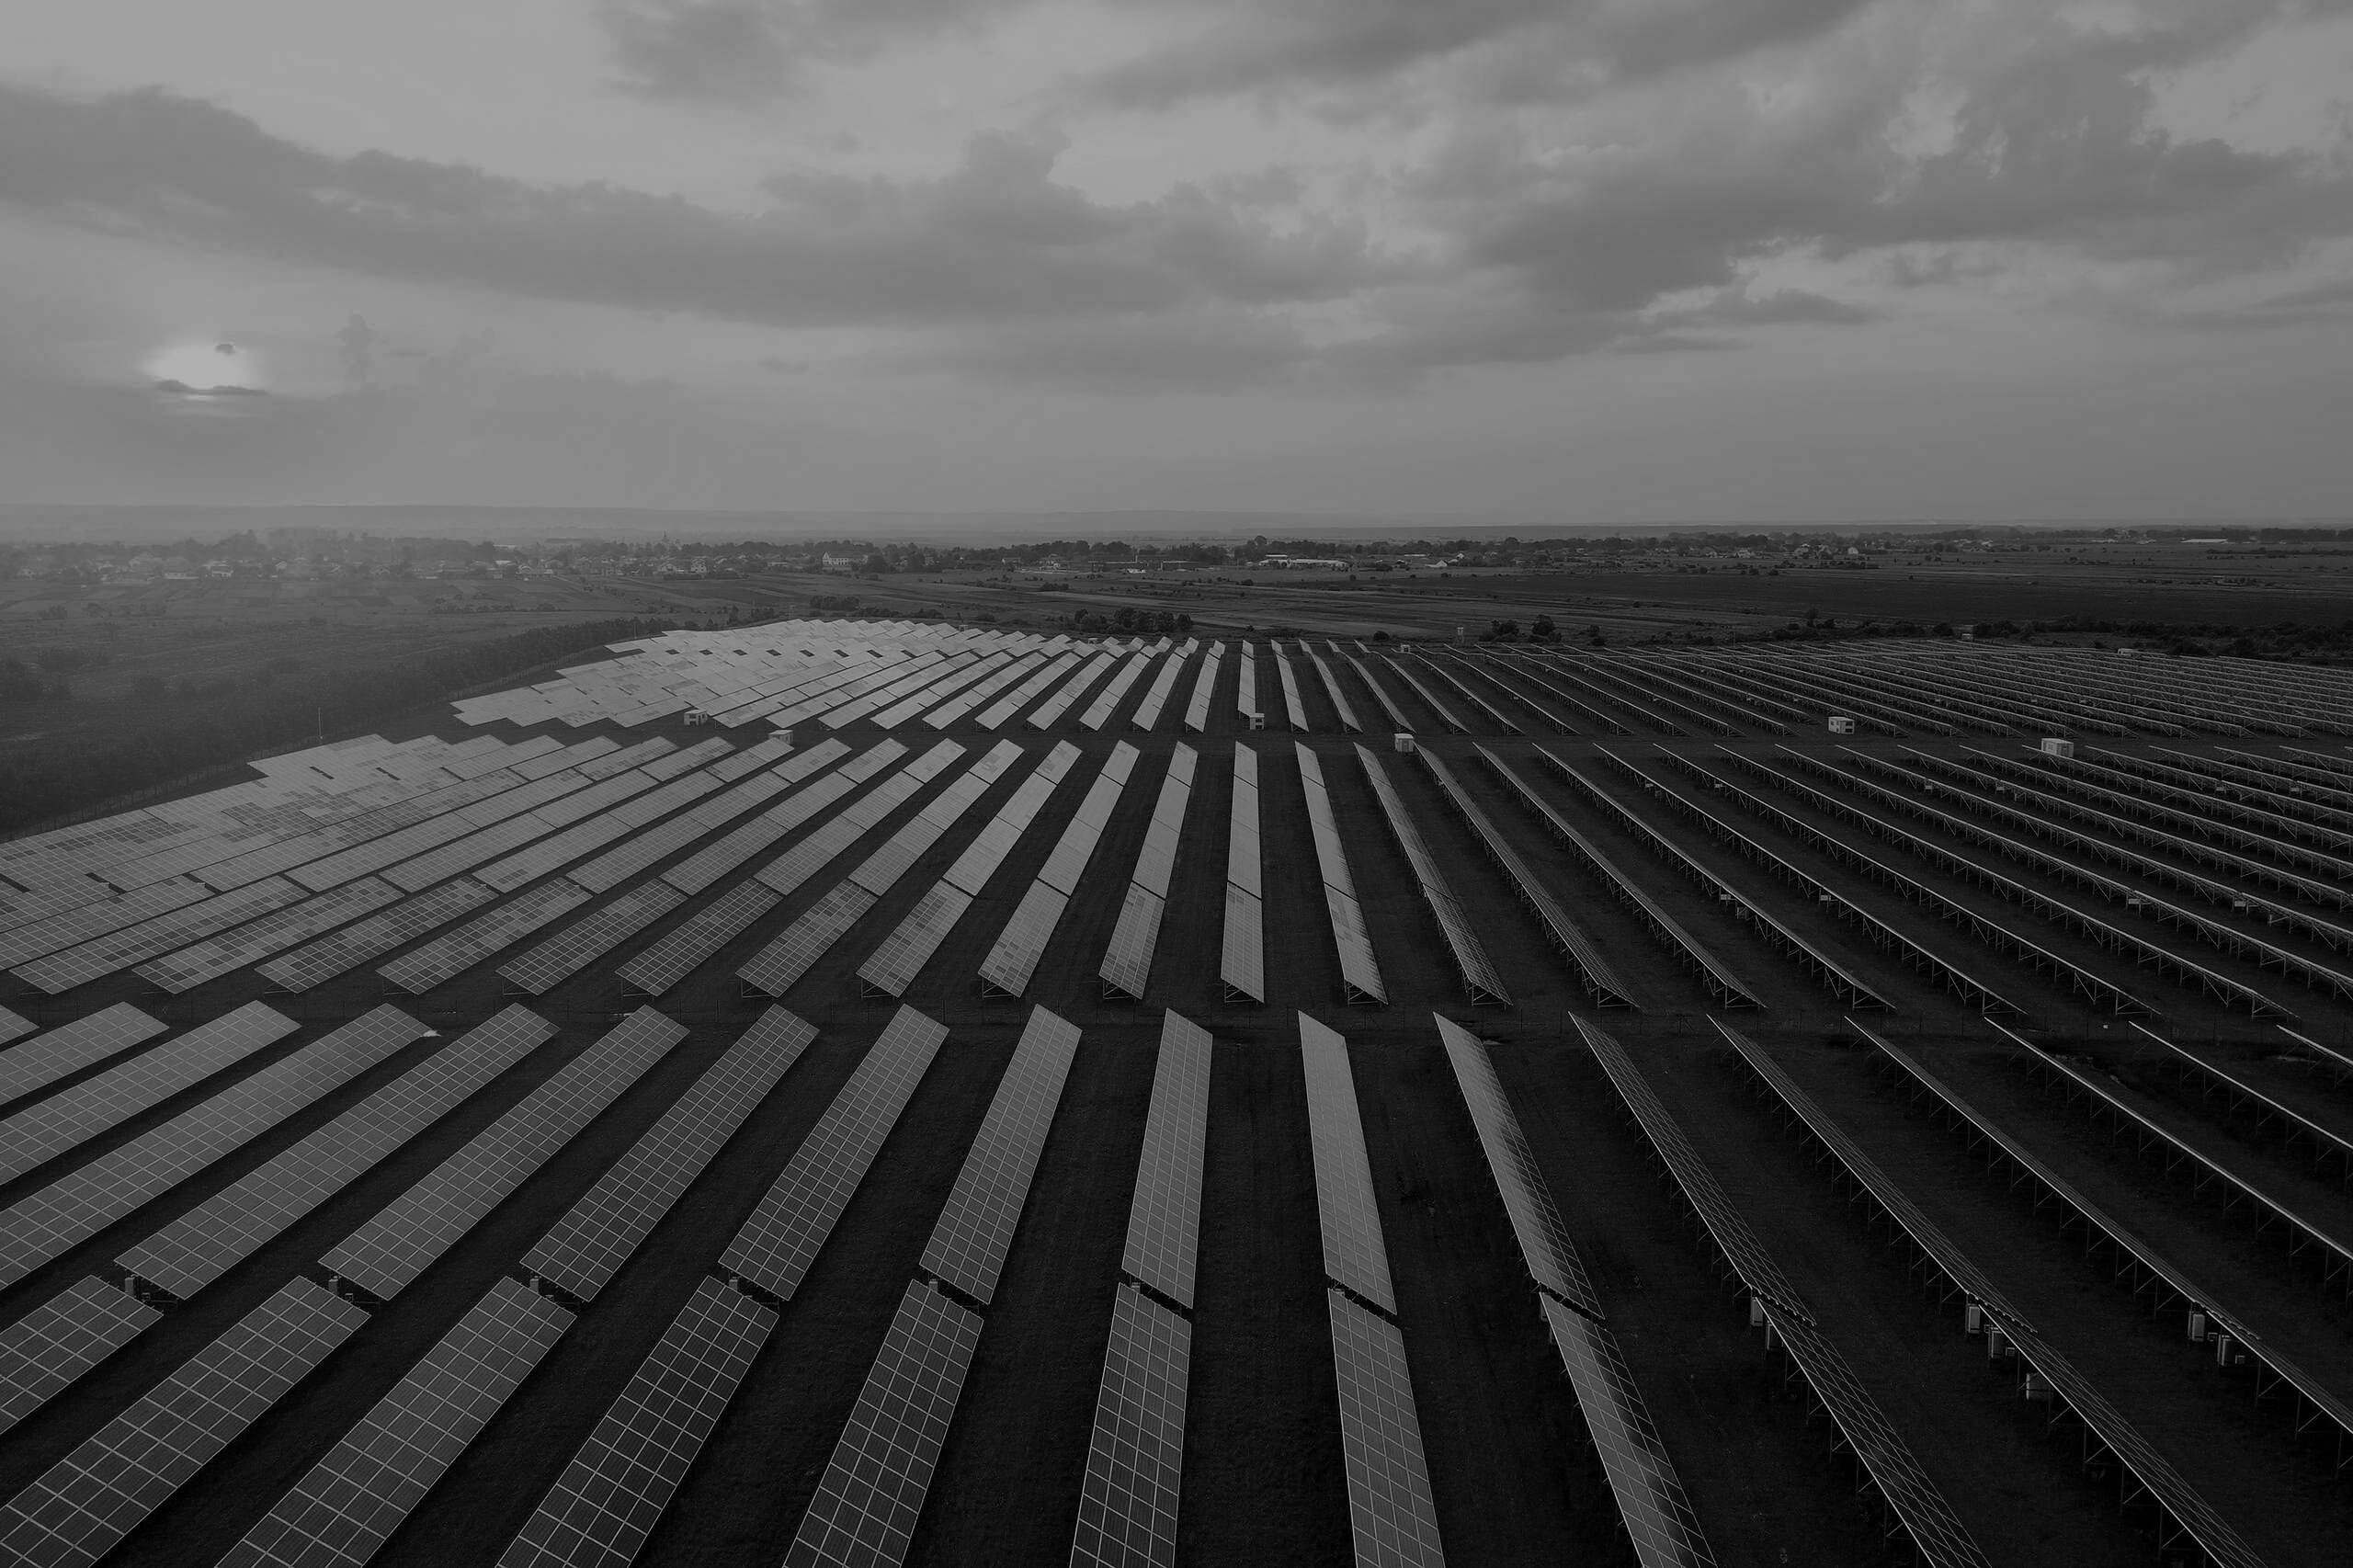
[
  {"xmin": 1827, "ymin": 715, "xmax": 1857, "ymax": 734},
  {"xmin": 2039, "ymin": 737, "xmax": 2075, "ymax": 757},
  {"xmin": 1392, "ymin": 732, "xmax": 1416, "ymax": 754}
]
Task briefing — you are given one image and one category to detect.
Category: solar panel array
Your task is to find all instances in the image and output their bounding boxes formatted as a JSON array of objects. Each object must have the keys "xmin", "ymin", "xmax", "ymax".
[
  {"xmin": 1353, "ymin": 747, "xmax": 1509, "ymax": 1006},
  {"xmin": 380, "ymin": 877, "xmax": 594, "ymax": 993},
  {"xmin": 499, "ymin": 881, "xmax": 688, "ymax": 995},
  {"xmin": 1297, "ymin": 746, "xmax": 1385, "ymax": 1005},
  {"xmin": 1301, "ymin": 642, "xmax": 1363, "ymax": 733},
  {"xmin": 617, "ymin": 879, "xmax": 781, "ymax": 996},
  {"xmin": 1071, "ymin": 1011, "xmax": 1212, "ymax": 1568},
  {"xmin": 1181, "ymin": 644, "xmax": 1222, "ymax": 733},
  {"xmin": 1270, "ymin": 642, "xmax": 1310, "ymax": 732},
  {"xmin": 1029, "ymin": 651, "xmax": 1118, "ymax": 730},
  {"xmin": 1219, "ymin": 746, "xmax": 1265, "ymax": 1004},
  {"xmin": 660, "ymin": 739, "xmax": 863, "ymax": 892},
  {"xmin": 255, "ymin": 876, "xmax": 499, "ymax": 993},
  {"xmin": 1327, "ymin": 1290, "xmax": 1447, "ymax": 1568},
  {"xmin": 1099, "ymin": 746, "xmax": 1198, "ymax": 1001},
  {"xmin": 320, "ymin": 1007, "xmax": 688, "ymax": 1300},
  {"xmin": 980, "ymin": 744, "xmax": 1142, "ymax": 998},
  {"xmin": 858, "ymin": 743, "xmax": 1083, "ymax": 997},
  {"xmin": 755, "ymin": 740, "xmax": 963, "ymax": 898},
  {"xmin": 0, "ymin": 1277, "xmax": 160, "ymax": 1438},
  {"xmin": 0, "ymin": 1001, "xmax": 167, "ymax": 1108},
  {"xmin": 1430, "ymin": 1017, "xmax": 1598, "ymax": 1316},
  {"xmin": 1129, "ymin": 649, "xmax": 1190, "ymax": 732},
  {"xmin": 1080, "ymin": 651, "xmax": 1154, "ymax": 731},
  {"xmin": 1298, "ymin": 1013, "xmax": 1397, "ymax": 1314},
  {"xmin": 918, "ymin": 1005, "xmax": 1083, "ymax": 1304}
]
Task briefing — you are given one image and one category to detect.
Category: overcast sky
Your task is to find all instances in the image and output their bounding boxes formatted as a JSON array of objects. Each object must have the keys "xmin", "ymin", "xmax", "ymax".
[{"xmin": 5, "ymin": 0, "xmax": 2351, "ymax": 521}]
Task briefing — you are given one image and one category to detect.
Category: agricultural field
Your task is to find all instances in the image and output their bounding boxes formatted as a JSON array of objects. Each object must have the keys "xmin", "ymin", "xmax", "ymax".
[{"xmin": 2, "ymin": 620, "xmax": 2351, "ymax": 1568}]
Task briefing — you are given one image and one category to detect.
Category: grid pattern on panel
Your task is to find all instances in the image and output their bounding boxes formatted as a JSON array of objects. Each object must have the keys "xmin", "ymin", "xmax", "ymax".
[
  {"xmin": 0, "ymin": 878, "xmax": 211, "ymax": 971},
  {"xmin": 1327, "ymin": 1291, "xmax": 1446, "ymax": 1568},
  {"xmin": 1070, "ymin": 1285, "xmax": 1191, "ymax": 1568},
  {"xmin": 1431, "ymin": 1017, "xmax": 1601, "ymax": 1318},
  {"xmin": 721, "ymin": 1007, "xmax": 949, "ymax": 1300},
  {"xmin": 377, "ymin": 878, "xmax": 596, "ymax": 993},
  {"xmin": 0, "ymin": 1278, "xmax": 160, "ymax": 1439},
  {"xmin": 133, "ymin": 875, "xmax": 408, "ymax": 994},
  {"xmin": 1574, "ymin": 1021, "xmax": 1814, "ymax": 1324},
  {"xmin": 523, "ymin": 1008, "xmax": 814, "ymax": 1301},
  {"xmin": 977, "ymin": 882, "xmax": 1069, "ymax": 999},
  {"xmin": 1130, "ymin": 653, "xmax": 1188, "ymax": 732},
  {"xmin": 1097, "ymin": 885, "xmax": 1166, "ymax": 1002},
  {"xmin": 733, "ymin": 882, "xmax": 872, "ymax": 996},
  {"xmin": 1182, "ymin": 649, "xmax": 1222, "ymax": 733},
  {"xmin": 0, "ymin": 1002, "xmax": 168, "ymax": 1108},
  {"xmin": 1273, "ymin": 646, "xmax": 1309, "ymax": 731},
  {"xmin": 10, "ymin": 877, "xmax": 304, "ymax": 994},
  {"xmin": 1540, "ymin": 1301, "xmax": 1715, "ymax": 1568},
  {"xmin": 496, "ymin": 1276, "xmax": 779, "ymax": 1568},
  {"xmin": 219, "ymin": 1279, "xmax": 574, "ymax": 1568},
  {"xmin": 0, "ymin": 1279, "xmax": 369, "ymax": 1568},
  {"xmin": 618, "ymin": 880, "xmax": 782, "ymax": 996},
  {"xmin": 0, "ymin": 999, "xmax": 301, "ymax": 1186},
  {"xmin": 1119, "ymin": 1013, "xmax": 1211, "ymax": 1310},
  {"xmin": 0, "ymin": 1007, "xmax": 426, "ymax": 1291},
  {"xmin": 256, "ymin": 878, "xmax": 498, "ymax": 993},
  {"xmin": 1079, "ymin": 653, "xmax": 1153, "ymax": 731},
  {"xmin": 119, "ymin": 1006, "xmax": 555, "ymax": 1299},
  {"xmin": 1353, "ymin": 749, "xmax": 1508, "ymax": 1006},
  {"xmin": 1219, "ymin": 885, "xmax": 1265, "ymax": 1004},
  {"xmin": 320, "ymin": 1008, "xmax": 688, "ymax": 1301},
  {"xmin": 1298, "ymin": 1016, "xmax": 1395, "ymax": 1314},
  {"xmin": 1296, "ymin": 747, "xmax": 1384, "ymax": 1004},
  {"xmin": 857, "ymin": 883, "xmax": 975, "ymax": 998},
  {"xmin": 781, "ymin": 1280, "xmax": 984, "ymax": 1568},
  {"xmin": 500, "ymin": 881, "xmax": 688, "ymax": 994},
  {"xmin": 918, "ymin": 1006, "xmax": 1082, "ymax": 1306}
]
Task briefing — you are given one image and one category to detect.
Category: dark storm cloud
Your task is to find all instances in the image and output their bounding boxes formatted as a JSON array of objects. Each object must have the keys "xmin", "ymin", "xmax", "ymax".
[{"xmin": 0, "ymin": 85, "xmax": 1392, "ymax": 333}]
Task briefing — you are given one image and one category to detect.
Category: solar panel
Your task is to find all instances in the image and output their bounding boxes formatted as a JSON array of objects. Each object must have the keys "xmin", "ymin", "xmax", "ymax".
[
  {"xmin": 495, "ymin": 1276, "xmax": 779, "ymax": 1568},
  {"xmin": 977, "ymin": 881, "xmax": 1070, "ymax": 1000},
  {"xmin": 253, "ymin": 876, "xmax": 500, "ymax": 993},
  {"xmin": 1080, "ymin": 652, "xmax": 1154, "ymax": 731},
  {"xmin": 1070, "ymin": 1284, "xmax": 1192, "ymax": 1568},
  {"xmin": 662, "ymin": 743, "xmax": 859, "ymax": 893},
  {"xmin": 1220, "ymin": 885, "xmax": 1266, "ymax": 1005},
  {"xmin": 1098, "ymin": 884, "xmax": 1166, "ymax": 1003},
  {"xmin": 0, "ymin": 1278, "xmax": 369, "ymax": 1568},
  {"xmin": 782, "ymin": 1279, "xmax": 985, "ymax": 1568},
  {"xmin": 1182, "ymin": 647, "xmax": 1222, "ymax": 733},
  {"xmin": 118, "ymin": 1006, "xmax": 556, "ymax": 1300},
  {"xmin": 857, "ymin": 883, "xmax": 976, "ymax": 998},
  {"xmin": 0, "ymin": 1278, "xmax": 160, "ymax": 1439},
  {"xmin": 722, "ymin": 1006, "xmax": 949, "ymax": 1299},
  {"xmin": 1295, "ymin": 748, "xmax": 1384, "ymax": 1005},
  {"xmin": 220, "ymin": 1278, "xmax": 575, "ymax": 1568},
  {"xmin": 499, "ymin": 881, "xmax": 689, "ymax": 994},
  {"xmin": 0, "ymin": 877, "xmax": 212, "ymax": 970},
  {"xmin": 1429, "ymin": 1017, "xmax": 1601, "ymax": 1317},
  {"xmin": 1540, "ymin": 1301, "xmax": 1715, "ymax": 1568},
  {"xmin": 318, "ymin": 1008, "xmax": 688, "ymax": 1301},
  {"xmin": 919, "ymin": 1006, "xmax": 1083, "ymax": 1305},
  {"xmin": 131, "ymin": 874, "xmax": 408, "ymax": 993},
  {"xmin": 14, "ymin": 876, "xmax": 310, "ymax": 994},
  {"xmin": 1120, "ymin": 1013, "xmax": 1211, "ymax": 1310},
  {"xmin": 0, "ymin": 1000, "xmax": 301, "ymax": 1186},
  {"xmin": 617, "ymin": 880, "xmax": 781, "ymax": 996},
  {"xmin": 523, "ymin": 1007, "xmax": 814, "ymax": 1300},
  {"xmin": 1130, "ymin": 651, "xmax": 1189, "ymax": 732},
  {"xmin": 0, "ymin": 1001, "xmax": 168, "ymax": 1108},
  {"xmin": 1298, "ymin": 1014, "xmax": 1395, "ymax": 1314},
  {"xmin": 733, "ymin": 881, "xmax": 874, "ymax": 996},
  {"xmin": 380, "ymin": 878, "xmax": 594, "ymax": 993},
  {"xmin": 1354, "ymin": 748, "xmax": 1508, "ymax": 1006},
  {"xmin": 1327, "ymin": 1290, "xmax": 1446, "ymax": 1568}
]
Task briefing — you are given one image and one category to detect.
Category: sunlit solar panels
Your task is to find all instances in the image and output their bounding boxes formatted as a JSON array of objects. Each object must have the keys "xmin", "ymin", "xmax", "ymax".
[
  {"xmin": 980, "ymin": 744, "xmax": 1141, "ymax": 998},
  {"xmin": 320, "ymin": 1007, "xmax": 687, "ymax": 1301},
  {"xmin": 1297, "ymin": 747, "xmax": 1385, "ymax": 1005},
  {"xmin": 919, "ymin": 1005, "xmax": 1082, "ymax": 1304},
  {"xmin": 783, "ymin": 1278, "xmax": 984, "ymax": 1568},
  {"xmin": 858, "ymin": 881, "xmax": 974, "ymax": 998},
  {"xmin": 1129, "ymin": 650, "xmax": 1189, "ymax": 732},
  {"xmin": 1100, "ymin": 746, "xmax": 1197, "ymax": 1001},
  {"xmin": 0, "ymin": 1001, "xmax": 167, "ymax": 1108},
  {"xmin": 219, "ymin": 1278, "xmax": 574, "ymax": 1568},
  {"xmin": 1298, "ymin": 1013, "xmax": 1395, "ymax": 1314},
  {"xmin": 722, "ymin": 1006, "xmax": 949, "ymax": 1299},
  {"xmin": 1355, "ymin": 747, "xmax": 1508, "ymax": 1006},
  {"xmin": 0, "ymin": 1278, "xmax": 160, "ymax": 1438},
  {"xmin": 618, "ymin": 879, "xmax": 780, "ymax": 996},
  {"xmin": 0, "ymin": 999, "xmax": 301, "ymax": 1187},
  {"xmin": 497, "ymin": 881, "xmax": 688, "ymax": 995},
  {"xmin": 0, "ymin": 1278, "xmax": 370, "ymax": 1568},
  {"xmin": 1071, "ymin": 1285, "xmax": 1191, "ymax": 1568},
  {"xmin": 1080, "ymin": 651, "xmax": 1154, "ymax": 731},
  {"xmin": 1182, "ymin": 644, "xmax": 1222, "ymax": 732},
  {"xmin": 117, "ymin": 1006, "xmax": 553, "ymax": 1301},
  {"xmin": 380, "ymin": 877, "xmax": 595, "ymax": 993},
  {"xmin": 1327, "ymin": 1291, "xmax": 1446, "ymax": 1568}
]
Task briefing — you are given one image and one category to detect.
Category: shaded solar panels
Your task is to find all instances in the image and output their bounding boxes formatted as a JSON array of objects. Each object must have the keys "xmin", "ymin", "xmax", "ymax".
[
  {"xmin": 1222, "ymin": 745, "xmax": 1265, "ymax": 1003},
  {"xmin": 1101, "ymin": 745, "xmax": 1199, "ymax": 1002},
  {"xmin": 1072, "ymin": 1012, "xmax": 1212, "ymax": 1568},
  {"xmin": 500, "ymin": 1007, "xmax": 948, "ymax": 1568},
  {"xmin": 215, "ymin": 1011, "xmax": 811, "ymax": 1568},
  {"xmin": 0, "ymin": 1001, "xmax": 167, "ymax": 1108},
  {"xmin": 381, "ymin": 878, "xmax": 596, "ymax": 993},
  {"xmin": 0, "ymin": 1005, "xmax": 433, "ymax": 1295},
  {"xmin": 1182, "ymin": 644, "xmax": 1222, "ymax": 733},
  {"xmin": 981, "ymin": 744, "xmax": 1142, "ymax": 998},
  {"xmin": 1354, "ymin": 747, "xmax": 1508, "ymax": 1006},
  {"xmin": 859, "ymin": 742, "xmax": 1083, "ymax": 997},
  {"xmin": 1297, "ymin": 1013, "xmax": 1445, "ymax": 1568},
  {"xmin": 1297, "ymin": 745, "xmax": 1385, "ymax": 1005},
  {"xmin": 785, "ymin": 1006, "xmax": 1080, "ymax": 1567},
  {"xmin": 253, "ymin": 876, "xmax": 500, "ymax": 993}
]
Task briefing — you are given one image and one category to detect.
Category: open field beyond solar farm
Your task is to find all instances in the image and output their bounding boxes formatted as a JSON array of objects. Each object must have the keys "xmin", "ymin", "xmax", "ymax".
[{"xmin": 4, "ymin": 618, "xmax": 2353, "ymax": 1568}]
